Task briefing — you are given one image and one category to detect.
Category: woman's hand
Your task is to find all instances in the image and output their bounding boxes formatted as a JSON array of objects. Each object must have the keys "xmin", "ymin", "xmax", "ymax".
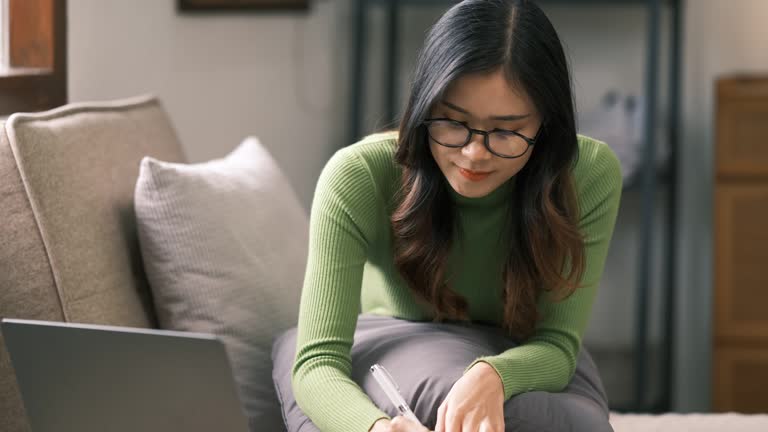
[
  {"xmin": 435, "ymin": 362, "xmax": 505, "ymax": 432},
  {"xmin": 370, "ymin": 416, "xmax": 432, "ymax": 432}
]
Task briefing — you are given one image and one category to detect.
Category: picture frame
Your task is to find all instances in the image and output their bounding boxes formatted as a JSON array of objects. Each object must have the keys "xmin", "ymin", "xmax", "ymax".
[{"xmin": 178, "ymin": 0, "xmax": 309, "ymax": 11}]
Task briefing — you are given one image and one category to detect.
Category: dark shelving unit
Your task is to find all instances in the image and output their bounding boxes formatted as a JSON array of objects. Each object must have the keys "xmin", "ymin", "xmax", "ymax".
[{"xmin": 346, "ymin": 0, "xmax": 682, "ymax": 413}]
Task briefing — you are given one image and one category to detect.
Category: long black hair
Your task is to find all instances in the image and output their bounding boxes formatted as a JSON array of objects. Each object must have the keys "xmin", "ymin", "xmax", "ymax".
[{"xmin": 391, "ymin": 0, "xmax": 585, "ymax": 340}]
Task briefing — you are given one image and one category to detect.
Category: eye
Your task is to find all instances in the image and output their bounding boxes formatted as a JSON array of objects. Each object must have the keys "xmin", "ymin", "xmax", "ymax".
[
  {"xmin": 492, "ymin": 129, "xmax": 519, "ymax": 137},
  {"xmin": 435, "ymin": 116, "xmax": 462, "ymax": 124},
  {"xmin": 429, "ymin": 118, "xmax": 466, "ymax": 129},
  {"xmin": 444, "ymin": 119, "xmax": 466, "ymax": 129}
]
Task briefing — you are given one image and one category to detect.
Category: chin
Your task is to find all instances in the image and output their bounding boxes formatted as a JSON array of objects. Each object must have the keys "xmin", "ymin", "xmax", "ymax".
[{"xmin": 450, "ymin": 179, "xmax": 494, "ymax": 198}]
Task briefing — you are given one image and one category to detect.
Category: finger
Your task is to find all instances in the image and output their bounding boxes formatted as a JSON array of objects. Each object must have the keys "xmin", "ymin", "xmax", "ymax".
[
  {"xmin": 435, "ymin": 404, "xmax": 446, "ymax": 432},
  {"xmin": 389, "ymin": 415, "xmax": 427, "ymax": 432},
  {"xmin": 461, "ymin": 416, "xmax": 479, "ymax": 432},
  {"xmin": 496, "ymin": 417, "xmax": 506, "ymax": 432},
  {"xmin": 402, "ymin": 417, "xmax": 429, "ymax": 432},
  {"xmin": 478, "ymin": 420, "xmax": 495, "ymax": 432},
  {"xmin": 389, "ymin": 416, "xmax": 408, "ymax": 431},
  {"xmin": 479, "ymin": 418, "xmax": 504, "ymax": 432},
  {"xmin": 445, "ymin": 410, "xmax": 462, "ymax": 432},
  {"xmin": 416, "ymin": 419, "xmax": 431, "ymax": 432}
]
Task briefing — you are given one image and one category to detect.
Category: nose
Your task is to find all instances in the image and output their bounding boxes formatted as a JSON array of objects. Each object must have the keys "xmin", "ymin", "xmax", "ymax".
[{"xmin": 461, "ymin": 132, "xmax": 493, "ymax": 161}]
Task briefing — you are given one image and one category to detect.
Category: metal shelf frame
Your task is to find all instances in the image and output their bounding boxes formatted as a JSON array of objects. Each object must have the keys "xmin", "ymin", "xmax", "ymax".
[{"xmin": 347, "ymin": 0, "xmax": 682, "ymax": 413}]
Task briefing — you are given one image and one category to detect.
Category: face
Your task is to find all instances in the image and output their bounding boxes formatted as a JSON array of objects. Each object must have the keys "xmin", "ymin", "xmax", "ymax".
[{"xmin": 428, "ymin": 69, "xmax": 542, "ymax": 198}]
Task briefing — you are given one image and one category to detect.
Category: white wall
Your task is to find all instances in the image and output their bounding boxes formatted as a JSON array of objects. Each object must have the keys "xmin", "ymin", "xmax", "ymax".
[{"xmin": 68, "ymin": 0, "xmax": 349, "ymax": 210}]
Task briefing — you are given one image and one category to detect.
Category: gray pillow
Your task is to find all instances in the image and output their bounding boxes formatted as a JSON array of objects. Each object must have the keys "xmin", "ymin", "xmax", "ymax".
[
  {"xmin": 135, "ymin": 137, "xmax": 308, "ymax": 431},
  {"xmin": 273, "ymin": 314, "xmax": 611, "ymax": 432}
]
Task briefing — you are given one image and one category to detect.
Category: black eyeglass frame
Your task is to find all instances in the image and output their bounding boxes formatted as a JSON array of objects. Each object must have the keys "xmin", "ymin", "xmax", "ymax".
[{"xmin": 422, "ymin": 117, "xmax": 543, "ymax": 159}]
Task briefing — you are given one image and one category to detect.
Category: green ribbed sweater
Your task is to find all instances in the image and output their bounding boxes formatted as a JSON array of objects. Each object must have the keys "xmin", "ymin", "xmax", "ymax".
[{"xmin": 291, "ymin": 132, "xmax": 622, "ymax": 432}]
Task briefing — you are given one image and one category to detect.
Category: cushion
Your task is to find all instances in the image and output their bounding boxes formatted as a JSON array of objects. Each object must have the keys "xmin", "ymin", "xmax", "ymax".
[
  {"xmin": 134, "ymin": 137, "xmax": 308, "ymax": 431},
  {"xmin": 0, "ymin": 94, "xmax": 186, "ymax": 432},
  {"xmin": 272, "ymin": 314, "xmax": 611, "ymax": 432}
]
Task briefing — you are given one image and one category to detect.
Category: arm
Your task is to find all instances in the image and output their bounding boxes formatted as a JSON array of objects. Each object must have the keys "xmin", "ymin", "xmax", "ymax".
[
  {"xmin": 291, "ymin": 148, "xmax": 391, "ymax": 432},
  {"xmin": 464, "ymin": 140, "xmax": 623, "ymax": 399}
]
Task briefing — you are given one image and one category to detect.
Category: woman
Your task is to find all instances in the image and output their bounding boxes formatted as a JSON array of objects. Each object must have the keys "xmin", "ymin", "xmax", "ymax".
[{"xmin": 273, "ymin": 0, "xmax": 622, "ymax": 431}]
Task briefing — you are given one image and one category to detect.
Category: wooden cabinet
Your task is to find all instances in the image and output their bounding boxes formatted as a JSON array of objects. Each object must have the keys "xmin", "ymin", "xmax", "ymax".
[
  {"xmin": 713, "ymin": 347, "xmax": 768, "ymax": 412},
  {"xmin": 713, "ymin": 77, "xmax": 768, "ymax": 413}
]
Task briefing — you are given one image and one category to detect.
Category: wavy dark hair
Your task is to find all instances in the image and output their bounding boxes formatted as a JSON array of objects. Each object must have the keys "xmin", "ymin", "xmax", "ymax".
[{"xmin": 391, "ymin": 0, "xmax": 586, "ymax": 340}]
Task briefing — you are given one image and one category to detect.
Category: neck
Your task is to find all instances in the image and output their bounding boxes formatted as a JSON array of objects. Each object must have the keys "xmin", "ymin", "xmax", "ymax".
[{"xmin": 449, "ymin": 176, "xmax": 515, "ymax": 208}]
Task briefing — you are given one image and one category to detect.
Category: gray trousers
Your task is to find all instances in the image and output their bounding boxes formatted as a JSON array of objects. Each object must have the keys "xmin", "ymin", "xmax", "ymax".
[{"xmin": 272, "ymin": 314, "xmax": 612, "ymax": 432}]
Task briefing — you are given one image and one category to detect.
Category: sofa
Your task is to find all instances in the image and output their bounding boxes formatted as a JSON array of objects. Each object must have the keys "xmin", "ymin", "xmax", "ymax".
[
  {"xmin": 0, "ymin": 95, "xmax": 190, "ymax": 432},
  {"xmin": 2, "ymin": 95, "xmax": 767, "ymax": 432},
  {"xmin": 1, "ymin": 92, "xmax": 315, "ymax": 432}
]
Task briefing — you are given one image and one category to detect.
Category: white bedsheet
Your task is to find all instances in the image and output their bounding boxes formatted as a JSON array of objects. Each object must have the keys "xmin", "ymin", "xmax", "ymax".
[{"xmin": 609, "ymin": 412, "xmax": 768, "ymax": 432}]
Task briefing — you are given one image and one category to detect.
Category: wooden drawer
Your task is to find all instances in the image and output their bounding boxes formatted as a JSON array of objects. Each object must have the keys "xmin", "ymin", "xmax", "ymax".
[
  {"xmin": 713, "ymin": 346, "xmax": 768, "ymax": 413},
  {"xmin": 716, "ymin": 78, "xmax": 768, "ymax": 178},
  {"xmin": 714, "ymin": 183, "xmax": 768, "ymax": 342}
]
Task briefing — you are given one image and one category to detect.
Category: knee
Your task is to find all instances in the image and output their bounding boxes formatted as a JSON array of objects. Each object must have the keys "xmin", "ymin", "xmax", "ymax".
[
  {"xmin": 504, "ymin": 392, "xmax": 612, "ymax": 432},
  {"xmin": 407, "ymin": 371, "xmax": 457, "ymax": 428}
]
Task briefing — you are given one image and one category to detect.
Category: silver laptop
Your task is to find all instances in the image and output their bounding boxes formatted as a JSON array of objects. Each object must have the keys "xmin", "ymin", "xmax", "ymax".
[{"xmin": 1, "ymin": 319, "xmax": 249, "ymax": 432}]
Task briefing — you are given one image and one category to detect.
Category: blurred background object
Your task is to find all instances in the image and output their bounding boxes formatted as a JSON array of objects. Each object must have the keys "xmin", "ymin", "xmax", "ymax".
[
  {"xmin": 579, "ymin": 90, "xmax": 671, "ymax": 185},
  {"xmin": 712, "ymin": 76, "xmax": 768, "ymax": 413}
]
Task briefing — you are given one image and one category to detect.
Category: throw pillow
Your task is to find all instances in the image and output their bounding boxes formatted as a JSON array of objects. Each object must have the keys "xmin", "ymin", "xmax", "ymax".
[{"xmin": 134, "ymin": 136, "xmax": 308, "ymax": 431}]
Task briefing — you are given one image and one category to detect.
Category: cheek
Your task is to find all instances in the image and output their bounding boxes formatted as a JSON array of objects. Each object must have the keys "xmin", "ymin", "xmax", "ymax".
[
  {"xmin": 429, "ymin": 141, "xmax": 450, "ymax": 169},
  {"xmin": 499, "ymin": 152, "xmax": 532, "ymax": 178}
]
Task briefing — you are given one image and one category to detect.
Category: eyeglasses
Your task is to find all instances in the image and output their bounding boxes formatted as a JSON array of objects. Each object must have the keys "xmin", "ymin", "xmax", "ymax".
[{"xmin": 422, "ymin": 118, "xmax": 542, "ymax": 159}]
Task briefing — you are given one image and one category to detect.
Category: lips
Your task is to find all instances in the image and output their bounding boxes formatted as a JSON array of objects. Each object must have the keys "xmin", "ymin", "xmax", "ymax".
[
  {"xmin": 459, "ymin": 167, "xmax": 491, "ymax": 175},
  {"xmin": 458, "ymin": 166, "xmax": 492, "ymax": 181}
]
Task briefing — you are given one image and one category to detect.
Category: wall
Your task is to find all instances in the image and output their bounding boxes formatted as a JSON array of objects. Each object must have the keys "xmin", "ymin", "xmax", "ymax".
[{"xmin": 68, "ymin": 0, "xmax": 349, "ymax": 210}]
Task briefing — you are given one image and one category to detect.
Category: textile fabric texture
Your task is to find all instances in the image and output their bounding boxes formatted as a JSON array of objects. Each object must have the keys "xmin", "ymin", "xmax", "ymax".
[
  {"xmin": 135, "ymin": 137, "xmax": 308, "ymax": 430},
  {"xmin": 274, "ymin": 314, "xmax": 612, "ymax": 432}
]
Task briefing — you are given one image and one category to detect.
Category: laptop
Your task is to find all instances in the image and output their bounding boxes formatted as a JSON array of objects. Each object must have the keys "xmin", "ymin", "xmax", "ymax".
[{"xmin": 1, "ymin": 319, "xmax": 249, "ymax": 432}]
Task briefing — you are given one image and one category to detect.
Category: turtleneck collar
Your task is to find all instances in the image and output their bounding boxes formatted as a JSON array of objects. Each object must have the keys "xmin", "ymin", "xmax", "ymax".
[{"xmin": 448, "ymin": 176, "xmax": 515, "ymax": 208}]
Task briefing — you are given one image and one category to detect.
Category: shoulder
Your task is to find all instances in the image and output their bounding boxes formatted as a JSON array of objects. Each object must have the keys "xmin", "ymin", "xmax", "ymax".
[
  {"xmin": 572, "ymin": 135, "xmax": 623, "ymax": 212},
  {"xmin": 573, "ymin": 135, "xmax": 622, "ymax": 179},
  {"xmin": 322, "ymin": 130, "xmax": 397, "ymax": 176},
  {"xmin": 320, "ymin": 131, "xmax": 400, "ymax": 199},
  {"xmin": 315, "ymin": 131, "xmax": 400, "ymax": 212},
  {"xmin": 341, "ymin": 130, "xmax": 399, "ymax": 173}
]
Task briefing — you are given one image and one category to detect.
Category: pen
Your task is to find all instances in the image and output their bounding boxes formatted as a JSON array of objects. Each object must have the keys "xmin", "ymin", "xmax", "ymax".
[{"xmin": 370, "ymin": 363, "xmax": 423, "ymax": 426}]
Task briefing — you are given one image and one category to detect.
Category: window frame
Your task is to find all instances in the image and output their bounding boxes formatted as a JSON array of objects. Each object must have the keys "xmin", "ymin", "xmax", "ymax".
[{"xmin": 0, "ymin": 0, "xmax": 66, "ymax": 115}]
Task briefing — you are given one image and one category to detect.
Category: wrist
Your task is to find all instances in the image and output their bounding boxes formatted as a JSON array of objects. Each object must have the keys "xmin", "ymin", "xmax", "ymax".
[{"xmin": 471, "ymin": 361, "xmax": 504, "ymax": 394}]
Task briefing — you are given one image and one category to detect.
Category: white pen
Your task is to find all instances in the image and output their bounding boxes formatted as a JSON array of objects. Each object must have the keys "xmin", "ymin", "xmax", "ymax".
[{"xmin": 370, "ymin": 363, "xmax": 423, "ymax": 426}]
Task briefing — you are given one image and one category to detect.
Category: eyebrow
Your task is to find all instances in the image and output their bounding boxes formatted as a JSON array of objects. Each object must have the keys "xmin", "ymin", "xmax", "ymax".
[{"xmin": 441, "ymin": 100, "xmax": 531, "ymax": 121}]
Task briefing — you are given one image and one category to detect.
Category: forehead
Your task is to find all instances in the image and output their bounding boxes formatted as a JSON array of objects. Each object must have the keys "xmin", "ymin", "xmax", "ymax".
[{"xmin": 440, "ymin": 69, "xmax": 534, "ymax": 118}]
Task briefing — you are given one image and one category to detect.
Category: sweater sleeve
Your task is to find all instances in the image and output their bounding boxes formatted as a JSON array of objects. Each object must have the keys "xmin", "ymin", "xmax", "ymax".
[
  {"xmin": 291, "ymin": 147, "xmax": 390, "ymax": 432},
  {"xmin": 464, "ymin": 140, "xmax": 623, "ymax": 399}
]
